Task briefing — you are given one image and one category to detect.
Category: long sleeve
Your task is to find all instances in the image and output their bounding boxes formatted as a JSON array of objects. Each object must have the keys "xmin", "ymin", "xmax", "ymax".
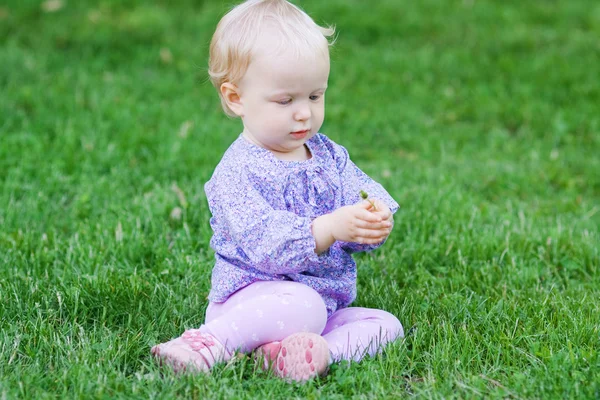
[
  {"xmin": 206, "ymin": 165, "xmax": 321, "ymax": 275},
  {"xmin": 321, "ymin": 136, "xmax": 400, "ymax": 253},
  {"xmin": 206, "ymin": 135, "xmax": 379, "ymax": 314}
]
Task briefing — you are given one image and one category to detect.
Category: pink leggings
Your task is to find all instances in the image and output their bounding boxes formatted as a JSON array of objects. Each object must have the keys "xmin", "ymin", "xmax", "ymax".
[{"xmin": 198, "ymin": 281, "xmax": 403, "ymax": 362}]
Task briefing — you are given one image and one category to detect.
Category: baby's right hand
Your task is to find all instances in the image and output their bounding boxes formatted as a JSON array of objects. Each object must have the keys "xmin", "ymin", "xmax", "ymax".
[{"xmin": 329, "ymin": 201, "xmax": 392, "ymax": 244}]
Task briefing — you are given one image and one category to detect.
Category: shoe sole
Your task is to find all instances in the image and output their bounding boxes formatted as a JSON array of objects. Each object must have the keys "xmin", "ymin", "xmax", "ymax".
[{"xmin": 262, "ymin": 332, "xmax": 330, "ymax": 382}]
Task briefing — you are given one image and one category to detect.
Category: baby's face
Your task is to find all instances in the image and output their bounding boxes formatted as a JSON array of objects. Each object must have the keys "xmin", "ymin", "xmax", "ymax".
[{"xmin": 236, "ymin": 41, "xmax": 330, "ymax": 160}]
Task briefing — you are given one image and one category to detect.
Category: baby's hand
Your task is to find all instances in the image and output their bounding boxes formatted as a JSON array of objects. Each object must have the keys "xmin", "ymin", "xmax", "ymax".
[
  {"xmin": 367, "ymin": 199, "xmax": 393, "ymax": 223},
  {"xmin": 329, "ymin": 201, "xmax": 392, "ymax": 244}
]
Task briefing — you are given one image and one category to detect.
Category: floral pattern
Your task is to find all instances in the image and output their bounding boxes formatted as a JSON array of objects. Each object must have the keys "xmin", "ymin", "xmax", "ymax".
[{"xmin": 204, "ymin": 133, "xmax": 399, "ymax": 316}]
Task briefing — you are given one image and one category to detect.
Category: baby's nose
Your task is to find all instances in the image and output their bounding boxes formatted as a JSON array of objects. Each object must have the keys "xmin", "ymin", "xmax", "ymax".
[{"xmin": 294, "ymin": 105, "xmax": 311, "ymax": 120}]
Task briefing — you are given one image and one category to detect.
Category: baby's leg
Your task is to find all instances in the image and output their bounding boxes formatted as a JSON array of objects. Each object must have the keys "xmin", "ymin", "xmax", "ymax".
[
  {"xmin": 200, "ymin": 281, "xmax": 328, "ymax": 353},
  {"xmin": 205, "ymin": 281, "xmax": 331, "ymax": 381},
  {"xmin": 152, "ymin": 281, "xmax": 328, "ymax": 375},
  {"xmin": 322, "ymin": 307, "xmax": 403, "ymax": 362}
]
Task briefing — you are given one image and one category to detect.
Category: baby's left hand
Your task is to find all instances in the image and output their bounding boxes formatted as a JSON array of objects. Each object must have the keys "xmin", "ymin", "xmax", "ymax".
[{"xmin": 366, "ymin": 198, "xmax": 394, "ymax": 229}]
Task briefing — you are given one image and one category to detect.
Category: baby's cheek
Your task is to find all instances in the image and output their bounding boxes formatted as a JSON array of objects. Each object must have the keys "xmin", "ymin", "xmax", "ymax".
[
  {"xmin": 313, "ymin": 111, "xmax": 325, "ymax": 131},
  {"xmin": 265, "ymin": 115, "xmax": 286, "ymax": 134}
]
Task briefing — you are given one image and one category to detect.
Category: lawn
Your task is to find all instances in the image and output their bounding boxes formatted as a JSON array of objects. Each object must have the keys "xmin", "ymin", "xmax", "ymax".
[{"xmin": 1, "ymin": 0, "xmax": 599, "ymax": 398}]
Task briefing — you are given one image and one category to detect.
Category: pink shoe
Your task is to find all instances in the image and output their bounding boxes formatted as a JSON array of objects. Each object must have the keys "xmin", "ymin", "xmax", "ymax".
[
  {"xmin": 255, "ymin": 333, "xmax": 330, "ymax": 382},
  {"xmin": 151, "ymin": 329, "xmax": 230, "ymax": 373}
]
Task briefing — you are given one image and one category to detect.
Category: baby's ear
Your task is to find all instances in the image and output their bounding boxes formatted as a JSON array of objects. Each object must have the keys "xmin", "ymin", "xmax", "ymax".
[{"xmin": 220, "ymin": 83, "xmax": 244, "ymax": 117}]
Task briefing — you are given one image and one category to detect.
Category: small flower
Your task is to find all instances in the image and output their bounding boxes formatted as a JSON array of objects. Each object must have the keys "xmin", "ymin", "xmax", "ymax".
[{"xmin": 360, "ymin": 190, "xmax": 377, "ymax": 211}]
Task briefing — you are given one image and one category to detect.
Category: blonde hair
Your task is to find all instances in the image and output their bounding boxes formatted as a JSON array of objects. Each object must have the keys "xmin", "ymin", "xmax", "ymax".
[{"xmin": 208, "ymin": 0, "xmax": 335, "ymax": 117}]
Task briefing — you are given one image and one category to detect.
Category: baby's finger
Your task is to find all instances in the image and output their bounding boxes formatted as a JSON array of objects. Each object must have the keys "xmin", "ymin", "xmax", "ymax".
[
  {"xmin": 356, "ymin": 209, "xmax": 383, "ymax": 223},
  {"xmin": 368, "ymin": 200, "xmax": 390, "ymax": 216},
  {"xmin": 355, "ymin": 233, "xmax": 387, "ymax": 245},
  {"xmin": 355, "ymin": 219, "xmax": 392, "ymax": 230},
  {"xmin": 357, "ymin": 200, "xmax": 375, "ymax": 211},
  {"xmin": 355, "ymin": 228, "xmax": 389, "ymax": 241},
  {"xmin": 374, "ymin": 210, "xmax": 393, "ymax": 222}
]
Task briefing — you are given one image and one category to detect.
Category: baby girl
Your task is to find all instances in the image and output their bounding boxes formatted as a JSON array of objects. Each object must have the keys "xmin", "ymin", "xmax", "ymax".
[{"xmin": 152, "ymin": 0, "xmax": 404, "ymax": 382}]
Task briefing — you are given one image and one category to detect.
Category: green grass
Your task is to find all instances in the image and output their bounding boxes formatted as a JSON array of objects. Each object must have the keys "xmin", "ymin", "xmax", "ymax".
[{"xmin": 1, "ymin": 0, "xmax": 599, "ymax": 398}]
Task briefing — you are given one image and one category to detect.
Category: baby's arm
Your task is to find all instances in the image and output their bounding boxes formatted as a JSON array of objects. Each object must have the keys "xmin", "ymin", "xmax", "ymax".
[
  {"xmin": 311, "ymin": 201, "xmax": 393, "ymax": 254},
  {"xmin": 319, "ymin": 135, "xmax": 399, "ymax": 253},
  {"xmin": 206, "ymin": 162, "xmax": 314, "ymax": 275}
]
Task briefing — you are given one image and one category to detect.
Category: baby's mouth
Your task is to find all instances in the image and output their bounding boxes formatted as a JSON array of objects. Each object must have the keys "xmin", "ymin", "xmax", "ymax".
[{"xmin": 290, "ymin": 129, "xmax": 310, "ymax": 139}]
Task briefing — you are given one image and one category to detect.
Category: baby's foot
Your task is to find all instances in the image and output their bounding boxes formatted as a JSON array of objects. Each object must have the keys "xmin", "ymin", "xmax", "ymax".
[
  {"xmin": 255, "ymin": 332, "xmax": 330, "ymax": 382},
  {"xmin": 151, "ymin": 329, "xmax": 230, "ymax": 373}
]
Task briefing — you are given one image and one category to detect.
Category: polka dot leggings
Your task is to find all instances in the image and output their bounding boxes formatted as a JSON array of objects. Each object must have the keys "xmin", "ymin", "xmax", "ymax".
[{"xmin": 198, "ymin": 281, "xmax": 404, "ymax": 362}]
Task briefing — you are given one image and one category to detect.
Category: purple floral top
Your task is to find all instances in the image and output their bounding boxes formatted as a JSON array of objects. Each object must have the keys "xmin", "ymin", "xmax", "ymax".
[{"xmin": 204, "ymin": 133, "xmax": 399, "ymax": 316}]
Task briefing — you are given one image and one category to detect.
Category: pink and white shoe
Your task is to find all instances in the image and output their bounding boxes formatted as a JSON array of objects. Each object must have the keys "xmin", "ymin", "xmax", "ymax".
[
  {"xmin": 151, "ymin": 329, "xmax": 230, "ymax": 373},
  {"xmin": 255, "ymin": 332, "xmax": 330, "ymax": 382}
]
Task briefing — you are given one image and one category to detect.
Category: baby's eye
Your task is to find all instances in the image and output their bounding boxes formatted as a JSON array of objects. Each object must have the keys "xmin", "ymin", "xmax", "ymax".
[
  {"xmin": 276, "ymin": 99, "xmax": 292, "ymax": 105},
  {"xmin": 309, "ymin": 94, "xmax": 321, "ymax": 101}
]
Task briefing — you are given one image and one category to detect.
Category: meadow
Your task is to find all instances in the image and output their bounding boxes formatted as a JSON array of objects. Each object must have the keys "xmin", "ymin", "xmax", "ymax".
[{"xmin": 1, "ymin": 0, "xmax": 599, "ymax": 398}]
